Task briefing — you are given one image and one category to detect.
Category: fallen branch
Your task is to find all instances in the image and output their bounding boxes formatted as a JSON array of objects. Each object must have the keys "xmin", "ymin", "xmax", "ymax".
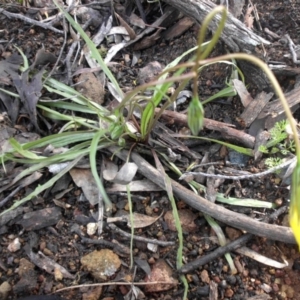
[
  {"xmin": 0, "ymin": 8, "xmax": 64, "ymax": 34},
  {"xmin": 156, "ymin": 108, "xmax": 255, "ymax": 148},
  {"xmin": 162, "ymin": 0, "xmax": 272, "ymax": 90},
  {"xmin": 108, "ymin": 223, "xmax": 175, "ymax": 246},
  {"xmin": 180, "ymin": 233, "xmax": 253, "ymax": 273},
  {"xmin": 109, "ymin": 146, "xmax": 295, "ymax": 244},
  {"xmin": 162, "ymin": 0, "xmax": 270, "ymax": 53},
  {"xmin": 180, "ymin": 206, "xmax": 288, "ymax": 273}
]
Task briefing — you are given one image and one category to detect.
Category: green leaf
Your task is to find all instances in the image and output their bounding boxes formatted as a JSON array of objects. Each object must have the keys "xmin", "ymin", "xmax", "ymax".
[
  {"xmin": 52, "ymin": 0, "xmax": 123, "ymax": 99},
  {"xmin": 185, "ymin": 136, "xmax": 254, "ymax": 156},
  {"xmin": 0, "ymin": 155, "xmax": 84, "ymax": 217},
  {"xmin": 9, "ymin": 138, "xmax": 46, "ymax": 160},
  {"xmin": 202, "ymin": 85, "xmax": 237, "ymax": 105},
  {"xmin": 139, "ymin": 43, "xmax": 208, "ymax": 139},
  {"xmin": 23, "ymin": 131, "xmax": 96, "ymax": 149},
  {"xmin": 259, "ymin": 145, "xmax": 268, "ymax": 154},
  {"xmin": 89, "ymin": 129, "xmax": 112, "ymax": 211},
  {"xmin": 14, "ymin": 45, "xmax": 29, "ymax": 70},
  {"xmin": 205, "ymin": 215, "xmax": 237, "ymax": 273},
  {"xmin": 216, "ymin": 194, "xmax": 275, "ymax": 208},
  {"xmin": 41, "ymin": 101, "xmax": 98, "ymax": 114}
]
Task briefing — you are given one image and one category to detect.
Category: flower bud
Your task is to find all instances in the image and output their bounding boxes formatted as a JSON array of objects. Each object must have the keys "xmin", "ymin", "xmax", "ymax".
[
  {"xmin": 110, "ymin": 124, "xmax": 123, "ymax": 140},
  {"xmin": 187, "ymin": 97, "xmax": 204, "ymax": 135}
]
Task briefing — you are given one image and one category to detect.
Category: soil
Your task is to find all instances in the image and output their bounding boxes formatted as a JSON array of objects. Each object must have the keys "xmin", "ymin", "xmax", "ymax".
[{"xmin": 1, "ymin": 0, "xmax": 300, "ymax": 300}]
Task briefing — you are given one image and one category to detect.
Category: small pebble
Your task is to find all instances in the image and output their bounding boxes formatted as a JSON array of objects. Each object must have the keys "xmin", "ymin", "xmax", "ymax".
[
  {"xmin": 87, "ymin": 222, "xmax": 98, "ymax": 236},
  {"xmin": 196, "ymin": 285, "xmax": 209, "ymax": 296},
  {"xmin": 43, "ymin": 248, "xmax": 54, "ymax": 257},
  {"xmin": 222, "ymin": 265, "xmax": 228, "ymax": 273},
  {"xmin": 272, "ymin": 283, "xmax": 279, "ymax": 292},
  {"xmin": 226, "ymin": 275, "xmax": 237, "ymax": 285},
  {"xmin": 220, "ymin": 280, "xmax": 227, "ymax": 288},
  {"xmin": 225, "ymin": 288, "xmax": 234, "ymax": 297},
  {"xmin": 7, "ymin": 238, "xmax": 21, "ymax": 252},
  {"xmin": 269, "ymin": 268, "xmax": 276, "ymax": 275}
]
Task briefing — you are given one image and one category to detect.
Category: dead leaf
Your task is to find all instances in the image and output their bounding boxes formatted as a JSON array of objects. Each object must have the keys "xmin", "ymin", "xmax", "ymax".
[
  {"xmin": 0, "ymin": 123, "xmax": 17, "ymax": 155},
  {"xmin": 107, "ymin": 211, "xmax": 164, "ymax": 229},
  {"xmin": 206, "ymin": 166, "xmax": 217, "ymax": 202},
  {"xmin": 124, "ymin": 285, "xmax": 145, "ymax": 300},
  {"xmin": 108, "ymin": 26, "xmax": 131, "ymax": 36},
  {"xmin": 92, "ymin": 15, "xmax": 113, "ymax": 46},
  {"xmin": 32, "ymin": 48, "xmax": 57, "ymax": 67},
  {"xmin": 24, "ymin": 244, "xmax": 75, "ymax": 279},
  {"xmin": 104, "ymin": 42, "xmax": 127, "ymax": 64},
  {"xmin": 134, "ymin": 258, "xmax": 151, "ymax": 275},
  {"xmin": 104, "ymin": 162, "xmax": 138, "ymax": 185},
  {"xmin": 133, "ymin": 28, "xmax": 163, "ymax": 51},
  {"xmin": 102, "ymin": 159, "xmax": 118, "ymax": 181},
  {"xmin": 0, "ymin": 91, "xmax": 20, "ymax": 125},
  {"xmin": 240, "ymin": 91, "xmax": 273, "ymax": 127},
  {"xmin": 13, "ymin": 67, "xmax": 45, "ymax": 133},
  {"xmin": 244, "ymin": 4, "xmax": 254, "ymax": 29},
  {"xmin": 254, "ymin": 130, "xmax": 270, "ymax": 161},
  {"xmin": 115, "ymin": 13, "xmax": 136, "ymax": 40},
  {"xmin": 163, "ymin": 16, "xmax": 194, "ymax": 40},
  {"xmin": 127, "ymin": 211, "xmax": 163, "ymax": 228},
  {"xmin": 232, "ymin": 79, "xmax": 253, "ymax": 107},
  {"xmin": 228, "ymin": 0, "xmax": 245, "ymax": 18},
  {"xmin": 129, "ymin": 13, "xmax": 145, "ymax": 29},
  {"xmin": 0, "ymin": 53, "xmax": 22, "ymax": 85},
  {"xmin": 69, "ymin": 168, "xmax": 99, "ymax": 205},
  {"xmin": 106, "ymin": 179, "xmax": 162, "ymax": 192},
  {"xmin": 107, "ymin": 81, "xmax": 124, "ymax": 102}
]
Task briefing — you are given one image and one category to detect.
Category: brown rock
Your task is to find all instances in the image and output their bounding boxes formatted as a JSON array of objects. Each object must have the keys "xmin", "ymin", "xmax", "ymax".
[
  {"xmin": 14, "ymin": 259, "xmax": 37, "ymax": 293},
  {"xmin": 82, "ymin": 286, "xmax": 103, "ymax": 300},
  {"xmin": 164, "ymin": 209, "xmax": 197, "ymax": 233},
  {"xmin": 75, "ymin": 73, "xmax": 105, "ymax": 105},
  {"xmin": 137, "ymin": 61, "xmax": 164, "ymax": 85},
  {"xmin": 81, "ymin": 249, "xmax": 121, "ymax": 281},
  {"xmin": 225, "ymin": 288, "xmax": 234, "ymax": 298},
  {"xmin": 225, "ymin": 227, "xmax": 242, "ymax": 240},
  {"xmin": 0, "ymin": 281, "xmax": 11, "ymax": 300},
  {"xmin": 144, "ymin": 260, "xmax": 178, "ymax": 292},
  {"xmin": 200, "ymin": 269, "xmax": 210, "ymax": 284}
]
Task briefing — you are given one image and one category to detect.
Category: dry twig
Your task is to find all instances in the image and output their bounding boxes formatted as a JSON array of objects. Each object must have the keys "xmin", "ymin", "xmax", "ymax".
[
  {"xmin": 109, "ymin": 146, "xmax": 295, "ymax": 244},
  {"xmin": 0, "ymin": 8, "xmax": 64, "ymax": 34}
]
